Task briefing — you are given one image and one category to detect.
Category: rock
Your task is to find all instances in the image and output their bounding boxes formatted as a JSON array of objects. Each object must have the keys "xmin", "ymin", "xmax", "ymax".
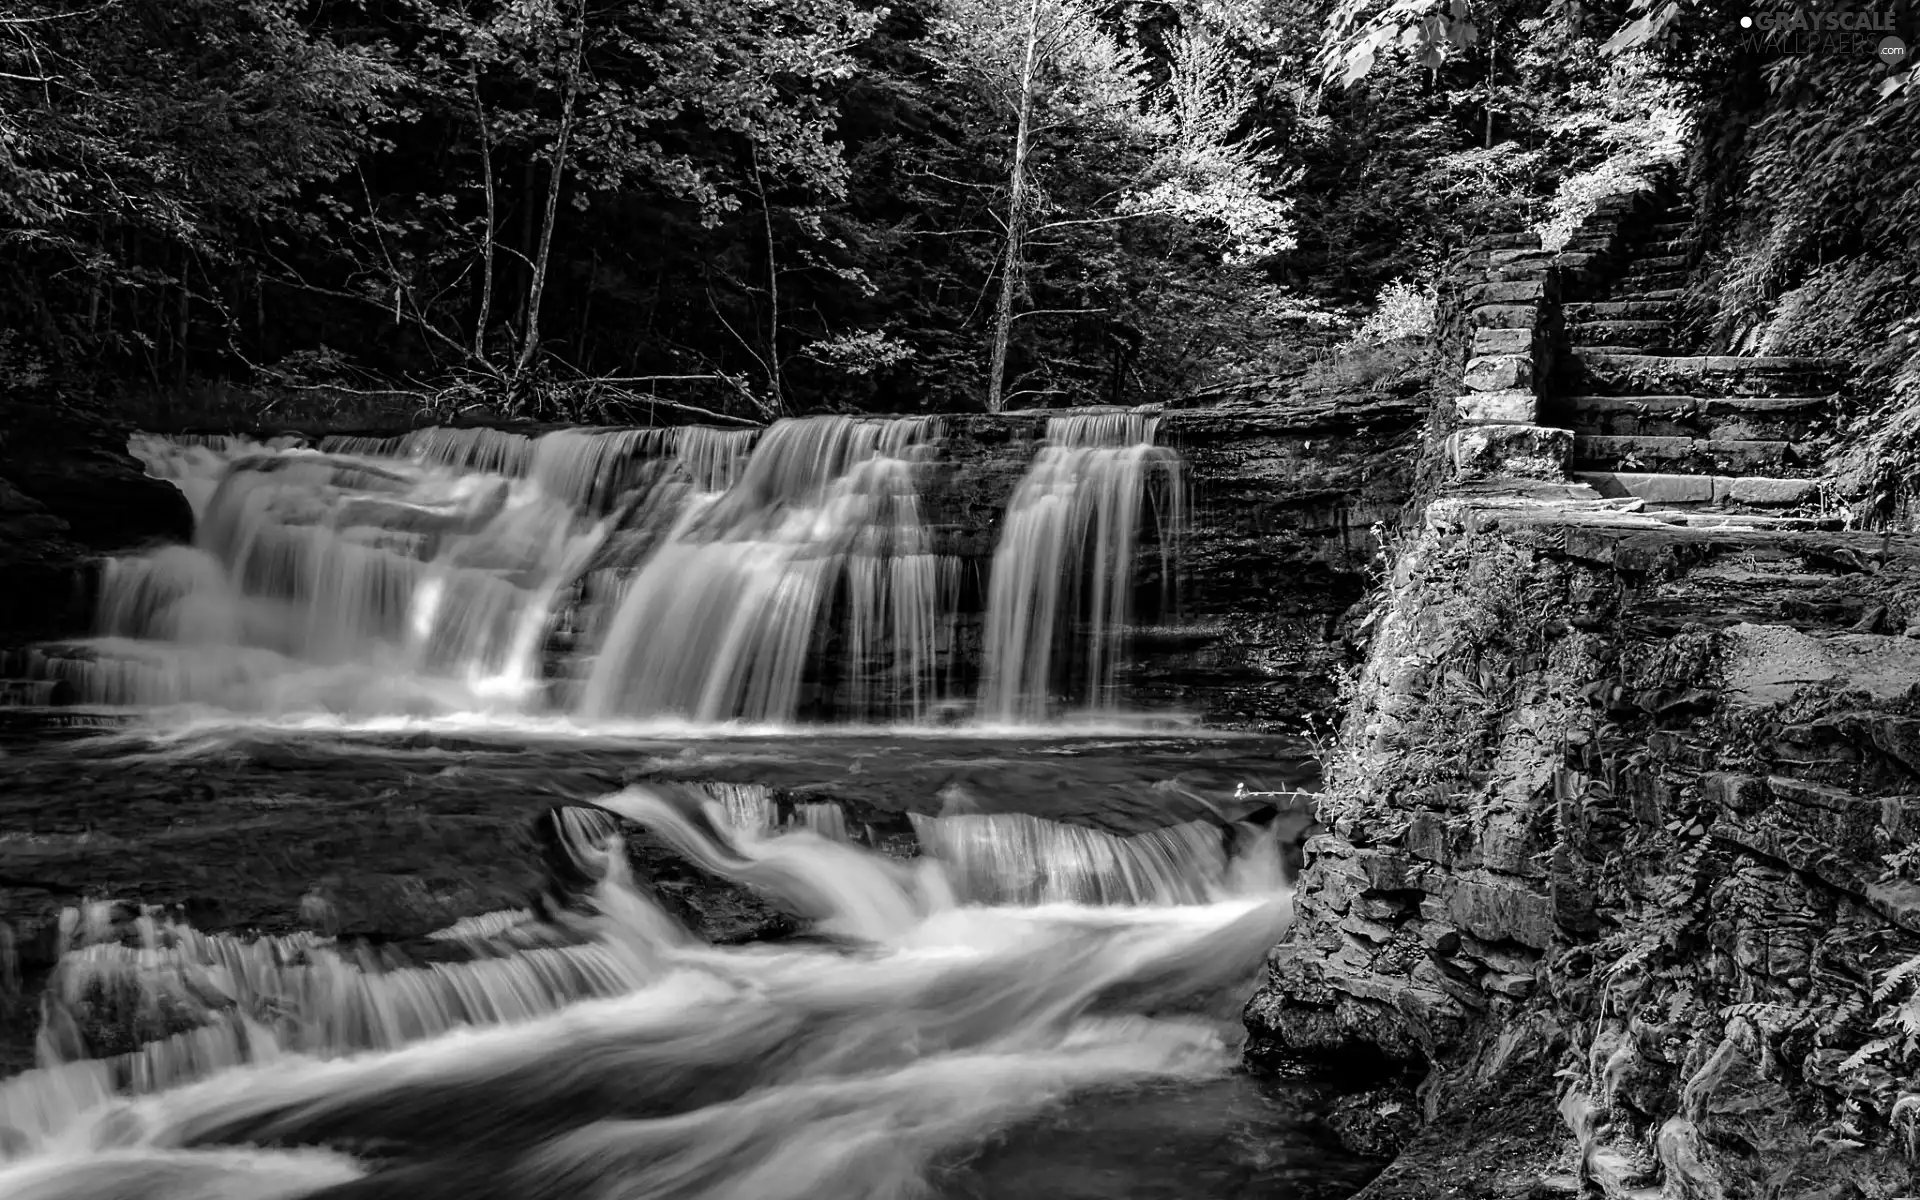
[
  {"xmin": 1470, "ymin": 304, "xmax": 1542, "ymax": 329},
  {"xmin": 1726, "ymin": 476, "xmax": 1818, "ymax": 506},
  {"xmin": 1406, "ymin": 810, "xmax": 1460, "ymax": 865},
  {"xmin": 1472, "ymin": 327, "xmax": 1536, "ymax": 355},
  {"xmin": 1867, "ymin": 716, "xmax": 1920, "ymax": 778},
  {"xmin": 0, "ymin": 397, "xmax": 195, "ymax": 645},
  {"xmin": 534, "ymin": 802, "xmax": 798, "ymax": 944},
  {"xmin": 1480, "ymin": 232, "xmax": 1545, "ymax": 251},
  {"xmin": 1480, "ymin": 971, "xmax": 1535, "ymax": 998},
  {"xmin": 1463, "ymin": 354, "xmax": 1536, "ymax": 392},
  {"xmin": 1456, "ymin": 391, "xmax": 1539, "ymax": 424},
  {"xmin": 1442, "ymin": 872, "xmax": 1556, "ymax": 950},
  {"xmin": 1445, "ymin": 424, "xmax": 1572, "ymax": 482},
  {"xmin": 1701, "ymin": 772, "xmax": 1768, "ymax": 815},
  {"xmin": 1463, "ymin": 280, "xmax": 1552, "ymax": 307},
  {"xmin": 1724, "ymin": 623, "xmax": 1920, "ymax": 707},
  {"xmin": 1325, "ymin": 1085, "xmax": 1422, "ymax": 1159}
]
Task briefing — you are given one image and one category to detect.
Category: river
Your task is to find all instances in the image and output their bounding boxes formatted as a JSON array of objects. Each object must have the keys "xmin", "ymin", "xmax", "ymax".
[{"xmin": 0, "ymin": 414, "xmax": 1382, "ymax": 1198}]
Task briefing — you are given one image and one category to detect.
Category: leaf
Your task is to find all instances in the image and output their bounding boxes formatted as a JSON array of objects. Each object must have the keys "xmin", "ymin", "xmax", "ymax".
[{"xmin": 1875, "ymin": 953, "xmax": 1920, "ymax": 1003}]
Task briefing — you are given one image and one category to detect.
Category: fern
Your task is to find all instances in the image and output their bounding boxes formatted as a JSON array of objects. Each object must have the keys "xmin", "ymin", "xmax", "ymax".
[
  {"xmin": 1899, "ymin": 996, "xmax": 1920, "ymax": 1039},
  {"xmin": 1873, "ymin": 953, "xmax": 1920, "ymax": 1004},
  {"xmin": 1607, "ymin": 938, "xmax": 1662, "ymax": 981},
  {"xmin": 1720, "ymin": 1000, "xmax": 1798, "ymax": 1034},
  {"xmin": 1839, "ymin": 1037, "xmax": 1892, "ymax": 1073},
  {"xmin": 1665, "ymin": 980, "xmax": 1698, "ymax": 1027}
]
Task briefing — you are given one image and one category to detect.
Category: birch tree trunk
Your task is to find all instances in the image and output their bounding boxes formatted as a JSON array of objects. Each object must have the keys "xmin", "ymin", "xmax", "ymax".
[
  {"xmin": 985, "ymin": 0, "xmax": 1044, "ymax": 414},
  {"xmin": 471, "ymin": 65, "xmax": 498, "ymax": 365},
  {"xmin": 751, "ymin": 144, "xmax": 785, "ymax": 414},
  {"xmin": 513, "ymin": 0, "xmax": 588, "ymax": 387}
]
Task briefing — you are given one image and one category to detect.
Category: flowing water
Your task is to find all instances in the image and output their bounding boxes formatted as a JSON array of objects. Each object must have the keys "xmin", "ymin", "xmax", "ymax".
[
  {"xmin": 29, "ymin": 413, "xmax": 1182, "ymax": 724},
  {"xmin": 0, "ymin": 412, "xmax": 1380, "ymax": 1198},
  {"xmin": 0, "ymin": 773, "xmax": 1375, "ymax": 1200}
]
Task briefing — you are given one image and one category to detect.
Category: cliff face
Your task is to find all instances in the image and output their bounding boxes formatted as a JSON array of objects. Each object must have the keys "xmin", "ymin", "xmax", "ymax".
[
  {"xmin": 0, "ymin": 394, "xmax": 193, "ymax": 649},
  {"xmin": 1245, "ymin": 183, "xmax": 1920, "ymax": 1198}
]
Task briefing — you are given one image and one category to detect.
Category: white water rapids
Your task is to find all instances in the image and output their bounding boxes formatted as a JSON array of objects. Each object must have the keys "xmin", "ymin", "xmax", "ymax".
[{"xmin": 0, "ymin": 791, "xmax": 1294, "ymax": 1200}]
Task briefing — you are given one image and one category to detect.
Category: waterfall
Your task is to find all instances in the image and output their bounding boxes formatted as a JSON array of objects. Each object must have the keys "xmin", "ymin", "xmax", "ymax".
[
  {"xmin": 62, "ymin": 433, "xmax": 641, "ymax": 712},
  {"xmin": 979, "ymin": 410, "xmax": 1186, "ymax": 723},
  {"xmin": 39, "ymin": 412, "xmax": 1191, "ymax": 724},
  {"xmin": 577, "ymin": 416, "xmax": 959, "ymax": 724}
]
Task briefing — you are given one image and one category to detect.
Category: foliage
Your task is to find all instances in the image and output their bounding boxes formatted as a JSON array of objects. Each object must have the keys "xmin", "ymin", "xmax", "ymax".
[
  {"xmin": 0, "ymin": 0, "xmax": 1783, "ymax": 420},
  {"xmin": 1346, "ymin": 278, "xmax": 1437, "ymax": 345},
  {"xmin": 1535, "ymin": 89, "xmax": 1688, "ymax": 249},
  {"xmin": 1315, "ymin": 528, "xmax": 1559, "ymax": 832}
]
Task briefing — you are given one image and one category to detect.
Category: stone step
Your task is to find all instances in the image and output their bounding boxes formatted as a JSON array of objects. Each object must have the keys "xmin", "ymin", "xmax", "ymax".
[
  {"xmin": 1625, "ymin": 253, "xmax": 1690, "ymax": 273},
  {"xmin": 1607, "ymin": 288, "xmax": 1688, "ymax": 305},
  {"xmin": 1616, "ymin": 269, "xmax": 1690, "ymax": 291},
  {"xmin": 1664, "ymin": 512, "xmax": 1845, "ymax": 530},
  {"xmin": 1567, "ymin": 320, "xmax": 1680, "ymax": 353},
  {"xmin": 1648, "ymin": 221, "xmax": 1692, "ymax": 237},
  {"xmin": 1569, "ymin": 434, "xmax": 1817, "ymax": 474},
  {"xmin": 1565, "ymin": 300, "xmax": 1679, "ymax": 321},
  {"xmin": 1571, "ymin": 471, "xmax": 1821, "ymax": 508},
  {"xmin": 1563, "ymin": 231, "xmax": 1618, "ymax": 250},
  {"xmin": 1642, "ymin": 238, "xmax": 1694, "ymax": 256},
  {"xmin": 1556, "ymin": 394, "xmax": 1833, "ymax": 440},
  {"xmin": 1571, "ymin": 353, "xmax": 1848, "ymax": 398}
]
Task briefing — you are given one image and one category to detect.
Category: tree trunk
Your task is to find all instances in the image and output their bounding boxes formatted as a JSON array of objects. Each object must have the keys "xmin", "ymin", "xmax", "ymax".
[
  {"xmin": 577, "ymin": 246, "xmax": 598, "ymax": 365},
  {"xmin": 518, "ymin": 158, "xmax": 536, "ymax": 334},
  {"xmin": 513, "ymin": 0, "xmax": 589, "ymax": 387},
  {"xmin": 175, "ymin": 252, "xmax": 190, "ymax": 385},
  {"xmin": 1484, "ymin": 19, "xmax": 1497, "ymax": 150},
  {"xmin": 751, "ymin": 144, "xmax": 785, "ymax": 415},
  {"xmin": 985, "ymin": 0, "xmax": 1045, "ymax": 415},
  {"xmin": 471, "ymin": 65, "xmax": 498, "ymax": 366}
]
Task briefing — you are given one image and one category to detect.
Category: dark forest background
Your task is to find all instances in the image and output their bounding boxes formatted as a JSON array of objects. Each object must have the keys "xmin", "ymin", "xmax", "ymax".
[{"xmin": 0, "ymin": 0, "xmax": 1915, "ymax": 443}]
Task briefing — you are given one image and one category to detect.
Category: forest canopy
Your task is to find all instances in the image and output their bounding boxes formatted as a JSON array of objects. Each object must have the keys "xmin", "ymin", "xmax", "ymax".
[{"xmin": 0, "ymin": 0, "xmax": 1907, "ymax": 424}]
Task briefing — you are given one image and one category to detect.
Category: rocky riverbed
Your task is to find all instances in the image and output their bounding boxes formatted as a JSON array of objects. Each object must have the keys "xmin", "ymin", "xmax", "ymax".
[{"xmin": 0, "ymin": 720, "xmax": 1315, "ymax": 1076}]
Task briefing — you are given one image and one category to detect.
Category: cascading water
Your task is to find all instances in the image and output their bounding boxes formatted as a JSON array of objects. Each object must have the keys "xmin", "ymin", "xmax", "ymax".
[
  {"xmin": 0, "ymin": 791, "xmax": 1312, "ymax": 1200},
  {"xmin": 0, "ymin": 409, "xmax": 1368, "ymax": 1199},
  {"xmin": 59, "ymin": 432, "xmax": 632, "ymax": 714},
  {"xmin": 577, "ymin": 416, "xmax": 960, "ymax": 723},
  {"xmin": 978, "ymin": 411, "xmax": 1186, "ymax": 723},
  {"xmin": 33, "ymin": 407, "xmax": 1190, "ymax": 724}
]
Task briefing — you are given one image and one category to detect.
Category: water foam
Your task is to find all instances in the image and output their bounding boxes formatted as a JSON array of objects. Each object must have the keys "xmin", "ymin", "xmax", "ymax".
[{"xmin": 0, "ymin": 796, "xmax": 1290, "ymax": 1200}]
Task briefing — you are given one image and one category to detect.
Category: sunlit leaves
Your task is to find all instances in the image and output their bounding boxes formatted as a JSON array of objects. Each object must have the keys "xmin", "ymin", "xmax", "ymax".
[
  {"xmin": 1121, "ymin": 20, "xmax": 1296, "ymax": 263},
  {"xmin": 1600, "ymin": 0, "xmax": 1679, "ymax": 56}
]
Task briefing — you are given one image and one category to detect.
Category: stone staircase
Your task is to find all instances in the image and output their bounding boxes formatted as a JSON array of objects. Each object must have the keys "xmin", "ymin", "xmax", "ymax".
[
  {"xmin": 1545, "ymin": 189, "xmax": 1847, "ymax": 522},
  {"xmin": 1249, "ymin": 173, "xmax": 1920, "ymax": 1200}
]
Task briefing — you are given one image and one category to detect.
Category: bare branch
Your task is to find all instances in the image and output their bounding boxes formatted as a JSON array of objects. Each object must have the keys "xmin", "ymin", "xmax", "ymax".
[{"xmin": 1009, "ymin": 307, "xmax": 1106, "ymax": 322}]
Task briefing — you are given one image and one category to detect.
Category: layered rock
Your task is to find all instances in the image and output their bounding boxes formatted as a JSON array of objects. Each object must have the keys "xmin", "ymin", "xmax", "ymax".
[
  {"xmin": 1246, "ymin": 178, "xmax": 1920, "ymax": 1197},
  {"xmin": 0, "ymin": 393, "xmax": 192, "ymax": 643}
]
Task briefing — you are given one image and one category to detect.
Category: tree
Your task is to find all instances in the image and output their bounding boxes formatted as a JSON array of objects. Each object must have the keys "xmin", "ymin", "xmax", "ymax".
[
  {"xmin": 312, "ymin": 0, "xmax": 880, "ymax": 416},
  {"xmin": 928, "ymin": 0, "xmax": 1293, "ymax": 411},
  {"xmin": 0, "ymin": 0, "xmax": 404, "ymax": 393}
]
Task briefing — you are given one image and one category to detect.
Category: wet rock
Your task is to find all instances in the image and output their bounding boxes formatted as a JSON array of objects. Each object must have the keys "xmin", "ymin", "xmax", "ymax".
[
  {"xmin": 0, "ymin": 396, "xmax": 193, "ymax": 644},
  {"xmin": 1325, "ymin": 1084, "xmax": 1422, "ymax": 1159},
  {"xmin": 532, "ymin": 803, "xmax": 797, "ymax": 944}
]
